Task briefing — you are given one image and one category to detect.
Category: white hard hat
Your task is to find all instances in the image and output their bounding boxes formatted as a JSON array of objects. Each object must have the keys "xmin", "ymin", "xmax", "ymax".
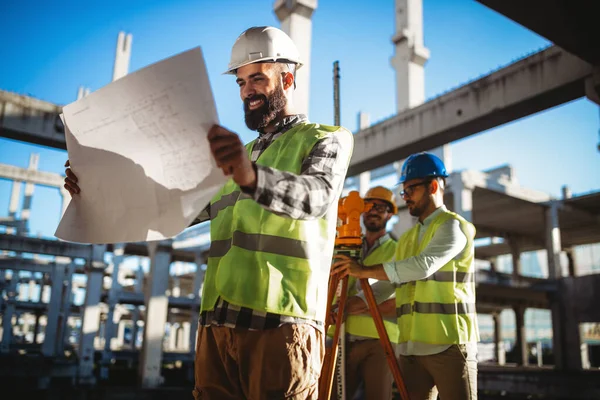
[{"xmin": 224, "ymin": 26, "xmax": 303, "ymax": 75}]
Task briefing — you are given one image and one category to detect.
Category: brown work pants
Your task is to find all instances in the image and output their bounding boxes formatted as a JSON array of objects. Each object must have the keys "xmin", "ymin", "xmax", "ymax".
[
  {"xmin": 343, "ymin": 339, "xmax": 394, "ymax": 400},
  {"xmin": 398, "ymin": 344, "xmax": 478, "ymax": 400},
  {"xmin": 193, "ymin": 324, "xmax": 324, "ymax": 400}
]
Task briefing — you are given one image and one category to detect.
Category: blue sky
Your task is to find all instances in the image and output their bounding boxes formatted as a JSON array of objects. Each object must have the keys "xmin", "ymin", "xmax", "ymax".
[{"xmin": 1, "ymin": 0, "xmax": 599, "ymax": 238}]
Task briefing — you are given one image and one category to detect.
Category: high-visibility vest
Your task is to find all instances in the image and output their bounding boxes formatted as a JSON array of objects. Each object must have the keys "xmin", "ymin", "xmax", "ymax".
[
  {"xmin": 344, "ymin": 236, "xmax": 400, "ymax": 342},
  {"xmin": 394, "ymin": 209, "xmax": 479, "ymax": 344},
  {"xmin": 201, "ymin": 123, "xmax": 353, "ymax": 322}
]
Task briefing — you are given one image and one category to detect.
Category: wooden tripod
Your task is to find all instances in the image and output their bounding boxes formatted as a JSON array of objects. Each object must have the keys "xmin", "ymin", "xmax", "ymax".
[{"xmin": 318, "ymin": 271, "xmax": 411, "ymax": 400}]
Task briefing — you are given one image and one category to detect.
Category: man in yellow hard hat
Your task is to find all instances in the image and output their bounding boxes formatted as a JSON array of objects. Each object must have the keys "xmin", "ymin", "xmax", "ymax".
[
  {"xmin": 64, "ymin": 26, "xmax": 354, "ymax": 400},
  {"xmin": 330, "ymin": 186, "xmax": 399, "ymax": 400}
]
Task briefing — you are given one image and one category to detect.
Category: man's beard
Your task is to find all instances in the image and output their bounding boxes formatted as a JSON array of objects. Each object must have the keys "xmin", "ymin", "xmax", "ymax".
[
  {"xmin": 364, "ymin": 216, "xmax": 385, "ymax": 232},
  {"xmin": 408, "ymin": 197, "xmax": 429, "ymax": 217},
  {"xmin": 244, "ymin": 84, "xmax": 287, "ymax": 131}
]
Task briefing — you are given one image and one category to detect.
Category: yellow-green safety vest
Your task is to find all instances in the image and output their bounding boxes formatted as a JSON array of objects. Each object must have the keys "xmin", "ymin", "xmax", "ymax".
[
  {"xmin": 394, "ymin": 209, "xmax": 479, "ymax": 344},
  {"xmin": 344, "ymin": 236, "xmax": 400, "ymax": 343},
  {"xmin": 201, "ymin": 123, "xmax": 353, "ymax": 322}
]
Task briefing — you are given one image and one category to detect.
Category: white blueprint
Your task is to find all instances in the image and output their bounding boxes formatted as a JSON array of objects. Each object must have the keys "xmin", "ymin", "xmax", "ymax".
[{"xmin": 55, "ymin": 47, "xmax": 226, "ymax": 244}]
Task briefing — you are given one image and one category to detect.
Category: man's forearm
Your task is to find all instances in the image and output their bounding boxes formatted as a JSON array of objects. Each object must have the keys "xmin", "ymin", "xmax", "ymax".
[{"xmin": 359, "ymin": 264, "xmax": 389, "ymax": 281}]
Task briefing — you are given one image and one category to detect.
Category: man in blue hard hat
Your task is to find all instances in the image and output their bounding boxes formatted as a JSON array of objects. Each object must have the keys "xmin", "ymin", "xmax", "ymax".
[{"xmin": 332, "ymin": 152, "xmax": 479, "ymax": 400}]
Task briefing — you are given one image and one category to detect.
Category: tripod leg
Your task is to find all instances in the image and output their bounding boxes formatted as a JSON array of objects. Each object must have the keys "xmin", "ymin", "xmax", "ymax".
[
  {"xmin": 319, "ymin": 274, "xmax": 349, "ymax": 400},
  {"xmin": 359, "ymin": 278, "xmax": 410, "ymax": 400}
]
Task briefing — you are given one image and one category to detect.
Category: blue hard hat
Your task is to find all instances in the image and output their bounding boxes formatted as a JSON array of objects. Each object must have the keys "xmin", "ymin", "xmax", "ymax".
[{"xmin": 398, "ymin": 152, "xmax": 449, "ymax": 184}]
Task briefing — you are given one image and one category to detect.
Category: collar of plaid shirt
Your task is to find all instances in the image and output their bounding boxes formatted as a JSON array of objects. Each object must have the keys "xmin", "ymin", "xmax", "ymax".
[{"xmin": 257, "ymin": 113, "xmax": 308, "ymax": 136}]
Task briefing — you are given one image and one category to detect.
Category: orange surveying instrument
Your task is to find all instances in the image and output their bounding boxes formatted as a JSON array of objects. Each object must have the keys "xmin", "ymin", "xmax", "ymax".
[{"xmin": 318, "ymin": 191, "xmax": 410, "ymax": 400}]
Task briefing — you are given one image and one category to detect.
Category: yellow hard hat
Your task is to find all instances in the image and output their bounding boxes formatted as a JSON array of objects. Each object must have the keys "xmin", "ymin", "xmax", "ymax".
[{"xmin": 364, "ymin": 186, "xmax": 397, "ymax": 214}]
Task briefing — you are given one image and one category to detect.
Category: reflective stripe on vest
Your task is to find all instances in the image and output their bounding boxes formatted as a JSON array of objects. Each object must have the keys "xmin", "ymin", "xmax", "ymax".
[
  {"xmin": 201, "ymin": 123, "xmax": 354, "ymax": 322},
  {"xmin": 394, "ymin": 209, "xmax": 479, "ymax": 345}
]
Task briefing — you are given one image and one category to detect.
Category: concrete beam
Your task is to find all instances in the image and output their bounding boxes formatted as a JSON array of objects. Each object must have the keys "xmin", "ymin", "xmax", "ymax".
[
  {"xmin": 0, "ymin": 89, "xmax": 65, "ymax": 149},
  {"xmin": 0, "ymin": 234, "xmax": 95, "ymax": 259},
  {"xmin": 0, "ymin": 163, "xmax": 64, "ymax": 188},
  {"xmin": 348, "ymin": 46, "xmax": 593, "ymax": 176},
  {"xmin": 0, "ymin": 257, "xmax": 77, "ymax": 274}
]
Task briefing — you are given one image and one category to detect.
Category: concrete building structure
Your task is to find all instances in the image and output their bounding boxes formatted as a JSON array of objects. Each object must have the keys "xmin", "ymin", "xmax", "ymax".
[{"xmin": 1, "ymin": 1, "xmax": 600, "ymax": 398}]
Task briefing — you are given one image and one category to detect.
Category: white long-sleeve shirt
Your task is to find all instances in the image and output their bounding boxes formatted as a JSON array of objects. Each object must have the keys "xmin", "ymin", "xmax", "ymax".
[{"xmin": 365, "ymin": 205, "xmax": 474, "ymax": 356}]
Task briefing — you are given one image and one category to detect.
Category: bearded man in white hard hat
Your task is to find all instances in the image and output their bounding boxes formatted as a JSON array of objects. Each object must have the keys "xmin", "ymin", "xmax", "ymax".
[
  {"xmin": 63, "ymin": 25, "xmax": 353, "ymax": 399},
  {"xmin": 60, "ymin": 25, "xmax": 353, "ymax": 399},
  {"xmin": 192, "ymin": 26, "xmax": 353, "ymax": 399}
]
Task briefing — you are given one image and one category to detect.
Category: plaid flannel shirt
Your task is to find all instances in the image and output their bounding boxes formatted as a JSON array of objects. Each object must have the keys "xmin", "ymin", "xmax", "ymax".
[{"xmin": 196, "ymin": 114, "xmax": 351, "ymax": 331}]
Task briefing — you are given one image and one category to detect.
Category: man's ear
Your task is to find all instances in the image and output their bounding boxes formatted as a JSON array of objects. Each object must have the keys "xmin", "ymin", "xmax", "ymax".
[
  {"xmin": 429, "ymin": 179, "xmax": 439, "ymax": 194},
  {"xmin": 282, "ymin": 71, "xmax": 294, "ymax": 90}
]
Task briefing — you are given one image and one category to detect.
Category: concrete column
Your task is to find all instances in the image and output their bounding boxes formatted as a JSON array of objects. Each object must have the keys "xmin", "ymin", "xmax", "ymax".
[
  {"xmin": 489, "ymin": 257, "xmax": 498, "ymax": 274},
  {"xmin": 28, "ymin": 279, "xmax": 36, "ymax": 301},
  {"xmin": 112, "ymin": 31, "xmax": 133, "ymax": 82},
  {"xmin": 509, "ymin": 237, "xmax": 522, "ymax": 279},
  {"xmin": 450, "ymin": 175, "xmax": 474, "ymax": 222},
  {"xmin": 168, "ymin": 323, "xmax": 178, "ymax": 351},
  {"xmin": 8, "ymin": 180, "xmax": 20, "ymax": 219},
  {"xmin": 390, "ymin": 0, "xmax": 451, "ymax": 172},
  {"xmin": 102, "ymin": 244, "xmax": 125, "ymax": 368},
  {"xmin": 493, "ymin": 312, "xmax": 505, "ymax": 365},
  {"xmin": 130, "ymin": 264, "xmax": 144, "ymax": 350},
  {"xmin": 181, "ymin": 322, "xmax": 191, "ymax": 352},
  {"xmin": 545, "ymin": 201, "xmax": 563, "ymax": 280},
  {"xmin": 7, "ymin": 180, "xmax": 21, "ymax": 235},
  {"xmin": 565, "ymin": 247, "xmax": 578, "ymax": 277},
  {"xmin": 189, "ymin": 253, "xmax": 206, "ymax": 356},
  {"xmin": 391, "ymin": 0, "xmax": 429, "ymax": 110},
  {"xmin": 1, "ymin": 278, "xmax": 17, "ymax": 353},
  {"xmin": 514, "ymin": 306, "xmax": 528, "ymax": 366},
  {"xmin": 78, "ymin": 245, "xmax": 106, "ymax": 384},
  {"xmin": 41, "ymin": 284, "xmax": 51, "ymax": 303},
  {"xmin": 551, "ymin": 279, "xmax": 583, "ymax": 371},
  {"xmin": 274, "ymin": 0, "xmax": 317, "ymax": 117},
  {"xmin": 20, "ymin": 153, "xmax": 39, "ymax": 232},
  {"xmin": 536, "ymin": 340, "xmax": 543, "ymax": 366},
  {"xmin": 172, "ymin": 276, "xmax": 181, "ymax": 298},
  {"xmin": 56, "ymin": 261, "xmax": 75, "ymax": 355},
  {"xmin": 33, "ymin": 310, "xmax": 41, "ymax": 344},
  {"xmin": 357, "ymin": 112, "xmax": 372, "ymax": 196},
  {"xmin": 41, "ymin": 262, "xmax": 66, "ymax": 357},
  {"xmin": 117, "ymin": 320, "xmax": 127, "ymax": 348},
  {"xmin": 139, "ymin": 241, "xmax": 172, "ymax": 388}
]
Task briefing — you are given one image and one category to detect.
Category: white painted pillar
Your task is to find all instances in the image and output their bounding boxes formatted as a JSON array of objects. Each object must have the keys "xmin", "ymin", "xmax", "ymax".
[
  {"xmin": 274, "ymin": 0, "xmax": 317, "ymax": 117},
  {"xmin": 139, "ymin": 241, "xmax": 172, "ymax": 388},
  {"xmin": 112, "ymin": 32, "xmax": 133, "ymax": 82}
]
